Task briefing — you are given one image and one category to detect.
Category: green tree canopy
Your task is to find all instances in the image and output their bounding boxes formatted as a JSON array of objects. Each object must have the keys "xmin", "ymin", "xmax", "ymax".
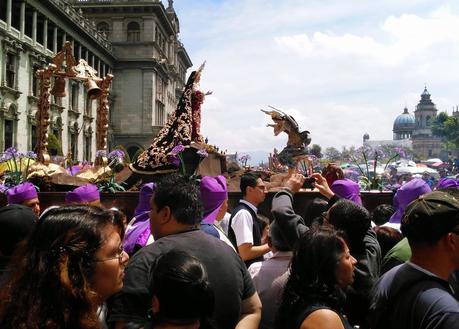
[
  {"xmin": 324, "ymin": 147, "xmax": 341, "ymax": 162},
  {"xmin": 309, "ymin": 144, "xmax": 322, "ymax": 158}
]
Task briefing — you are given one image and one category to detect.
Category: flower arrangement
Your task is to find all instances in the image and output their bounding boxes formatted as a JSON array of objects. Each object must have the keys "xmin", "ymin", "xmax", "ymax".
[
  {"xmin": 0, "ymin": 147, "xmax": 37, "ymax": 188},
  {"xmin": 351, "ymin": 145, "xmax": 402, "ymax": 191},
  {"xmin": 95, "ymin": 149, "xmax": 126, "ymax": 193},
  {"xmin": 167, "ymin": 144, "xmax": 209, "ymax": 181}
]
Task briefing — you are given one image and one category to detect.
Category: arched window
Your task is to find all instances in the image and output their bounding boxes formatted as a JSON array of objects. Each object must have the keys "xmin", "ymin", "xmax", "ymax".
[
  {"xmin": 127, "ymin": 21, "xmax": 140, "ymax": 42},
  {"xmin": 97, "ymin": 22, "xmax": 110, "ymax": 38}
]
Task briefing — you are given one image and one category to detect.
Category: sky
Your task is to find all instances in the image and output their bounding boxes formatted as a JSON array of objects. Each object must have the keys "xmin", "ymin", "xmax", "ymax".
[{"xmin": 170, "ymin": 0, "xmax": 459, "ymax": 160}]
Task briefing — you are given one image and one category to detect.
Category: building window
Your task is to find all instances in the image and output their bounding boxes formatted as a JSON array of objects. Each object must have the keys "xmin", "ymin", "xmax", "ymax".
[
  {"xmin": 155, "ymin": 26, "xmax": 166, "ymax": 53},
  {"xmin": 155, "ymin": 101, "xmax": 165, "ymax": 126},
  {"xmin": 4, "ymin": 120, "xmax": 14, "ymax": 150},
  {"xmin": 71, "ymin": 83, "xmax": 79, "ymax": 111},
  {"xmin": 84, "ymin": 135, "xmax": 91, "ymax": 162},
  {"xmin": 31, "ymin": 66, "xmax": 40, "ymax": 96},
  {"xmin": 156, "ymin": 77, "xmax": 165, "ymax": 103},
  {"xmin": 70, "ymin": 131, "xmax": 78, "ymax": 161},
  {"xmin": 127, "ymin": 22, "xmax": 140, "ymax": 42},
  {"xmin": 85, "ymin": 92, "xmax": 93, "ymax": 116},
  {"xmin": 97, "ymin": 22, "xmax": 110, "ymax": 39},
  {"xmin": 31, "ymin": 125, "xmax": 38, "ymax": 151},
  {"xmin": 6, "ymin": 53, "xmax": 17, "ymax": 89},
  {"xmin": 52, "ymin": 128, "xmax": 60, "ymax": 141}
]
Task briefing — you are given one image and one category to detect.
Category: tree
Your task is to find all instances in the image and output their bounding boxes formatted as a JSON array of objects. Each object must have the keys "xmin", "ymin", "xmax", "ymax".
[
  {"xmin": 430, "ymin": 112, "xmax": 449, "ymax": 140},
  {"xmin": 309, "ymin": 144, "xmax": 322, "ymax": 158},
  {"xmin": 431, "ymin": 112, "xmax": 459, "ymax": 151},
  {"xmin": 340, "ymin": 146, "xmax": 356, "ymax": 163},
  {"xmin": 324, "ymin": 147, "xmax": 341, "ymax": 162}
]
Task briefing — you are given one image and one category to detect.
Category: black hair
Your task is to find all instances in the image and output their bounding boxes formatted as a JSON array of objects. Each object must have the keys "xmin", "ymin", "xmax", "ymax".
[
  {"xmin": 328, "ymin": 199, "xmax": 371, "ymax": 252},
  {"xmin": 153, "ymin": 174, "xmax": 203, "ymax": 225},
  {"xmin": 371, "ymin": 204, "xmax": 395, "ymax": 226},
  {"xmin": 150, "ymin": 250, "xmax": 215, "ymax": 328},
  {"xmin": 240, "ymin": 172, "xmax": 260, "ymax": 196},
  {"xmin": 374, "ymin": 226, "xmax": 403, "ymax": 258},
  {"xmin": 0, "ymin": 205, "xmax": 125, "ymax": 329},
  {"xmin": 276, "ymin": 226, "xmax": 348, "ymax": 329},
  {"xmin": 304, "ymin": 197, "xmax": 328, "ymax": 226}
]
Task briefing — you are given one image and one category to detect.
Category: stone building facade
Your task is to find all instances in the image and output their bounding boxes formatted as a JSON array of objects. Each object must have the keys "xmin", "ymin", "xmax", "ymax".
[
  {"xmin": 0, "ymin": 0, "xmax": 191, "ymax": 162},
  {"xmin": 72, "ymin": 0, "xmax": 192, "ymax": 160},
  {"xmin": 365, "ymin": 87, "xmax": 444, "ymax": 159},
  {"xmin": 0, "ymin": 0, "xmax": 116, "ymax": 162},
  {"xmin": 410, "ymin": 87, "xmax": 442, "ymax": 158}
]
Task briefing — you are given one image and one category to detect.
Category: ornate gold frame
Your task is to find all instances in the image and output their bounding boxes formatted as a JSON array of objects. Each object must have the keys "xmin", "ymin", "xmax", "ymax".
[{"xmin": 36, "ymin": 41, "xmax": 113, "ymax": 164}]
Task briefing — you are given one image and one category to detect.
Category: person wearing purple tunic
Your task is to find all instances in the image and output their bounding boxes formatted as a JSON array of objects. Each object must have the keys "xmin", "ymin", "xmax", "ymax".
[
  {"xmin": 384, "ymin": 178, "xmax": 431, "ymax": 231},
  {"xmin": 435, "ymin": 177, "xmax": 459, "ymax": 190},
  {"xmin": 123, "ymin": 183, "xmax": 156, "ymax": 255},
  {"xmin": 65, "ymin": 183, "xmax": 101, "ymax": 206},
  {"xmin": 330, "ymin": 178, "xmax": 362, "ymax": 206},
  {"xmin": 6, "ymin": 182, "xmax": 40, "ymax": 216}
]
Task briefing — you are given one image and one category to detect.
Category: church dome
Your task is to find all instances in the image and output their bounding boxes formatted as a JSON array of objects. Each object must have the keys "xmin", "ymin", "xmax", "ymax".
[{"xmin": 393, "ymin": 107, "xmax": 415, "ymax": 130}]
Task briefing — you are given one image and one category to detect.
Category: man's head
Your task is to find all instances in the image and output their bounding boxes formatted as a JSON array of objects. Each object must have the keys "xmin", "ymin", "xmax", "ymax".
[
  {"xmin": 7, "ymin": 182, "xmax": 40, "ymax": 216},
  {"xmin": 401, "ymin": 191, "xmax": 459, "ymax": 247},
  {"xmin": 65, "ymin": 183, "xmax": 101, "ymax": 206},
  {"xmin": 268, "ymin": 220, "xmax": 291, "ymax": 252},
  {"xmin": 0, "ymin": 204, "xmax": 37, "ymax": 257},
  {"xmin": 372, "ymin": 204, "xmax": 395, "ymax": 226},
  {"xmin": 240, "ymin": 172, "xmax": 267, "ymax": 206},
  {"xmin": 328, "ymin": 199, "xmax": 371, "ymax": 252},
  {"xmin": 149, "ymin": 174, "xmax": 203, "ymax": 240}
]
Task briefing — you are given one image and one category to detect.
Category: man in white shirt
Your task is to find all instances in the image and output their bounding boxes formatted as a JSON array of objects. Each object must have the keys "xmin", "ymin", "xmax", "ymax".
[{"xmin": 228, "ymin": 172, "xmax": 271, "ymax": 267}]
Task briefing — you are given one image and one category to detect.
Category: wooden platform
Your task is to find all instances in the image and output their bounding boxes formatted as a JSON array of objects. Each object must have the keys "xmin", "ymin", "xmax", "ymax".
[{"xmin": 0, "ymin": 190, "xmax": 394, "ymax": 220}]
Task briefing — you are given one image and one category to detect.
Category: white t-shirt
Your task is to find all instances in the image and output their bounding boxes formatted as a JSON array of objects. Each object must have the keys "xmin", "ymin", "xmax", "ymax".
[{"xmin": 231, "ymin": 200, "xmax": 258, "ymax": 247}]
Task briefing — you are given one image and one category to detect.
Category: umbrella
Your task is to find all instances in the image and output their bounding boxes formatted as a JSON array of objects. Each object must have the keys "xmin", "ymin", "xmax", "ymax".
[
  {"xmin": 431, "ymin": 162, "xmax": 448, "ymax": 168},
  {"xmin": 396, "ymin": 166, "xmax": 440, "ymax": 179},
  {"xmin": 425, "ymin": 158, "xmax": 442, "ymax": 164}
]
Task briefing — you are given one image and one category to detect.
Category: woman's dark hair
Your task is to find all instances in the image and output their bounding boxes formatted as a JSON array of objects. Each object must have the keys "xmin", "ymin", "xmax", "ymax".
[
  {"xmin": 276, "ymin": 226, "xmax": 348, "ymax": 329},
  {"xmin": 328, "ymin": 199, "xmax": 370, "ymax": 252},
  {"xmin": 150, "ymin": 250, "xmax": 215, "ymax": 328},
  {"xmin": 0, "ymin": 205, "xmax": 125, "ymax": 329},
  {"xmin": 374, "ymin": 226, "xmax": 403, "ymax": 258},
  {"xmin": 304, "ymin": 197, "xmax": 328, "ymax": 227}
]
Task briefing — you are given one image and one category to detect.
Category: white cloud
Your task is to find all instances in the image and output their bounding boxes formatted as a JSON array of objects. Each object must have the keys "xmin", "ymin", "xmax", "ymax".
[{"xmin": 172, "ymin": 1, "xmax": 459, "ymax": 154}]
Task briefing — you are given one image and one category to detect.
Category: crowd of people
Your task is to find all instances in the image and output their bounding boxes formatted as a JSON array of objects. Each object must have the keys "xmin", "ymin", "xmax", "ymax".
[{"xmin": 0, "ymin": 168, "xmax": 459, "ymax": 329}]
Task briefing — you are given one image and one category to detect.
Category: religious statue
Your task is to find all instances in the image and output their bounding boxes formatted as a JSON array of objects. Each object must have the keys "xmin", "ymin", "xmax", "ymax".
[{"xmin": 261, "ymin": 106, "xmax": 311, "ymax": 174}]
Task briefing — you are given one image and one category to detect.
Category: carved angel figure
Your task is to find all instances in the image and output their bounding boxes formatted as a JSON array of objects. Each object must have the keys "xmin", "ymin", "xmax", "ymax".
[{"xmin": 261, "ymin": 106, "xmax": 311, "ymax": 169}]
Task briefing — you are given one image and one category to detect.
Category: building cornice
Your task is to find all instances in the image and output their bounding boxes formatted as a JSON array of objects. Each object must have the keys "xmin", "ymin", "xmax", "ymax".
[
  {"xmin": 72, "ymin": 1, "xmax": 176, "ymax": 36},
  {"xmin": 33, "ymin": 0, "xmax": 116, "ymax": 61}
]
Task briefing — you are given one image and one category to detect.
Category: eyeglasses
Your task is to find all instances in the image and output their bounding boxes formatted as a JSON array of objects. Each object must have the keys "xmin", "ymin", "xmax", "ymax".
[{"xmin": 94, "ymin": 245, "xmax": 126, "ymax": 263}]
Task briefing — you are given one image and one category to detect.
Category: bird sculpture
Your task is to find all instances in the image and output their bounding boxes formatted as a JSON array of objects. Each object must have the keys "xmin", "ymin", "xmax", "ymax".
[{"xmin": 261, "ymin": 106, "xmax": 311, "ymax": 173}]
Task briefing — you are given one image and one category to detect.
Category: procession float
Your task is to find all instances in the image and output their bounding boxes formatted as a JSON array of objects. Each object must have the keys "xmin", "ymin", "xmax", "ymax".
[{"xmin": 0, "ymin": 46, "xmax": 394, "ymax": 218}]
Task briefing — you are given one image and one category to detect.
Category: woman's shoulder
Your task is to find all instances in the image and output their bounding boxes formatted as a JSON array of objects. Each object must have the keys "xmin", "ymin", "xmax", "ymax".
[{"xmin": 299, "ymin": 308, "xmax": 345, "ymax": 329}]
